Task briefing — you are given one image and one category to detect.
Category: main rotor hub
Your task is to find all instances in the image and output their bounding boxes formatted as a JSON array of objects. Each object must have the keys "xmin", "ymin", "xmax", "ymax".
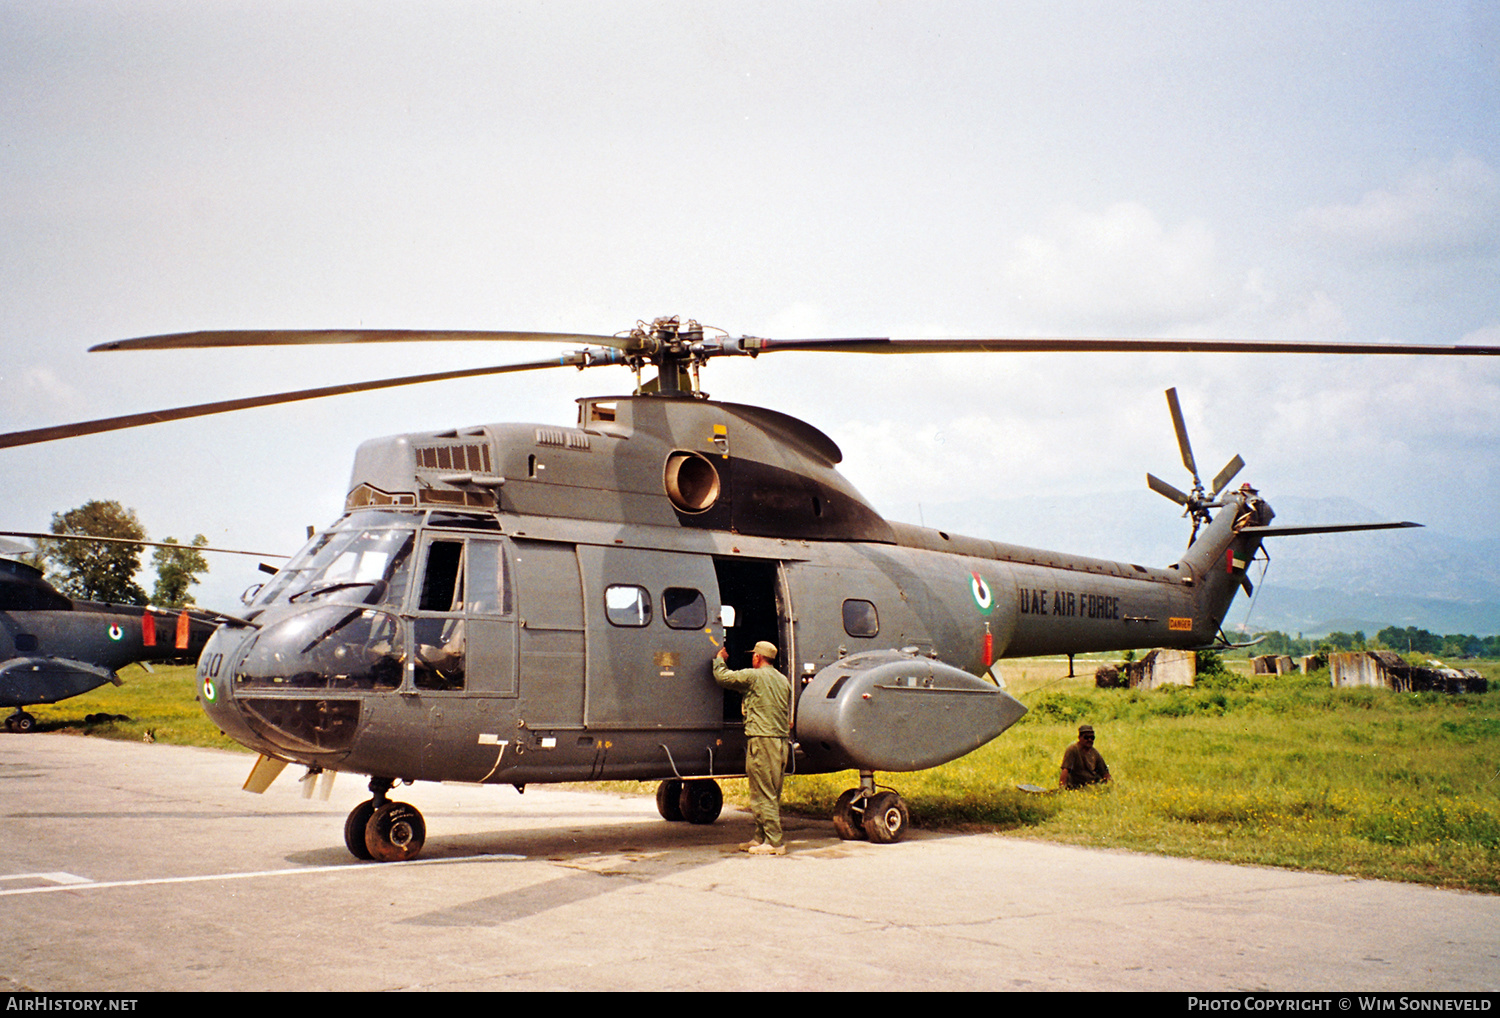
[{"xmin": 620, "ymin": 316, "xmax": 717, "ymax": 396}]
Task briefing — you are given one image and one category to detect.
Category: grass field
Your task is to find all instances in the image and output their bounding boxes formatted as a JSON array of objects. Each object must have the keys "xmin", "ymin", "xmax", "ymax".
[
  {"xmin": 17, "ymin": 655, "xmax": 1500, "ymax": 893},
  {"xmin": 780, "ymin": 656, "xmax": 1500, "ymax": 893},
  {"xmin": 23, "ymin": 663, "xmax": 243, "ymax": 750}
]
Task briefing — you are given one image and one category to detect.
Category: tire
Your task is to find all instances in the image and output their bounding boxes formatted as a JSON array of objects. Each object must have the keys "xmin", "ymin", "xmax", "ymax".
[
  {"xmin": 343, "ymin": 799, "xmax": 376, "ymax": 860},
  {"xmin": 678, "ymin": 779, "xmax": 723, "ymax": 825},
  {"xmin": 11, "ymin": 712, "xmax": 36, "ymax": 734},
  {"xmin": 862, "ymin": 791, "xmax": 909, "ymax": 844},
  {"xmin": 656, "ymin": 779, "xmax": 684, "ymax": 821},
  {"xmin": 365, "ymin": 801, "xmax": 426, "ymax": 862},
  {"xmin": 832, "ymin": 788, "xmax": 866, "ymax": 840}
]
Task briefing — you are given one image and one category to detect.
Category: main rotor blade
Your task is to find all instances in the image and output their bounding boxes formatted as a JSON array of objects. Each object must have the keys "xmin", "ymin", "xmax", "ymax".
[
  {"xmin": 1146, "ymin": 473, "xmax": 1191, "ymax": 506},
  {"xmin": 1239, "ymin": 521, "xmax": 1423, "ymax": 537},
  {"xmin": 89, "ymin": 331, "xmax": 1500, "ymax": 358},
  {"xmin": 0, "ymin": 531, "xmax": 289, "ymax": 558},
  {"xmin": 89, "ymin": 329, "xmax": 636, "ymax": 353},
  {"xmin": 1164, "ymin": 387, "xmax": 1198, "ymax": 480},
  {"xmin": 1210, "ymin": 454, "xmax": 1245, "ymax": 497},
  {"xmin": 0, "ymin": 353, "xmax": 616, "ymax": 450},
  {"xmin": 737, "ymin": 336, "xmax": 1500, "ymax": 356}
]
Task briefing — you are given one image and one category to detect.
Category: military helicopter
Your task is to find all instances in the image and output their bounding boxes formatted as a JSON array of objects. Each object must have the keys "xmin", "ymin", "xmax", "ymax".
[
  {"xmin": 1, "ymin": 318, "xmax": 1493, "ymax": 859},
  {"xmin": 0, "ymin": 532, "xmax": 286, "ymax": 732}
]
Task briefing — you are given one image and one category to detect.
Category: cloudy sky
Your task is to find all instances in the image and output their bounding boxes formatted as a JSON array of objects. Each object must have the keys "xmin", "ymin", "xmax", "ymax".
[{"xmin": 2, "ymin": 1, "xmax": 1497, "ymax": 615}]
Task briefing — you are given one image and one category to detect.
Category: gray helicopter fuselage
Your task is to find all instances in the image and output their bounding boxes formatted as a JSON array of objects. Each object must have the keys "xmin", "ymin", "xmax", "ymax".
[
  {"xmin": 1, "ymin": 558, "xmax": 216, "ymax": 713},
  {"xmin": 195, "ymin": 394, "xmax": 1263, "ymax": 785}
]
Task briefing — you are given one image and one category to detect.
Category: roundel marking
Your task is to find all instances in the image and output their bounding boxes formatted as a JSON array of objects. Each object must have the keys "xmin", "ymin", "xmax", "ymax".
[
  {"xmin": 970, "ymin": 571, "xmax": 994, "ymax": 615},
  {"xmin": 107, "ymin": 624, "xmax": 124, "ymax": 641},
  {"xmin": 202, "ymin": 678, "xmax": 217, "ymax": 703}
]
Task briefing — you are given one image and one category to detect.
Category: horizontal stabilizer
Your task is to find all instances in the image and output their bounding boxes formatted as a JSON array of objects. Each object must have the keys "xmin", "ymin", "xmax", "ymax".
[{"xmin": 1239, "ymin": 521, "xmax": 1422, "ymax": 537}]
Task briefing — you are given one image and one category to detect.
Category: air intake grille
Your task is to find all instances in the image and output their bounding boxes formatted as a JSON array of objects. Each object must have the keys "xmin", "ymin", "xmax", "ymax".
[
  {"xmin": 535, "ymin": 428, "xmax": 591, "ymax": 450},
  {"xmin": 414, "ymin": 441, "xmax": 493, "ymax": 472}
]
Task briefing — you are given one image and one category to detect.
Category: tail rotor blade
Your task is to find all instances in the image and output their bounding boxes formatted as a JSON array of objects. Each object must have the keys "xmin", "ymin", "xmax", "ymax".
[
  {"xmin": 1147, "ymin": 472, "xmax": 1191, "ymax": 506},
  {"xmin": 1164, "ymin": 387, "xmax": 1199, "ymax": 481},
  {"xmin": 1211, "ymin": 455, "xmax": 1245, "ymax": 498}
]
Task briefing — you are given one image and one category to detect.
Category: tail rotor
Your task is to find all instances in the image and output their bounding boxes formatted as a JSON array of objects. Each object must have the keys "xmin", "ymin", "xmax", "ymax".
[{"xmin": 1146, "ymin": 388, "xmax": 1244, "ymax": 543}]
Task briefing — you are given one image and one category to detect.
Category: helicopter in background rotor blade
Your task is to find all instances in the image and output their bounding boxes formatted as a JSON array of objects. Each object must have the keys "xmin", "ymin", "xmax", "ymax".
[
  {"xmin": 0, "ymin": 316, "xmax": 1478, "ymax": 858},
  {"xmin": 0, "ymin": 533, "xmax": 287, "ymax": 732}
]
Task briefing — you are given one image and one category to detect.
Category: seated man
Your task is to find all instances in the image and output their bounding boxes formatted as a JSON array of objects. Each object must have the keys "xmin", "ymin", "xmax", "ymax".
[{"xmin": 1059, "ymin": 724, "xmax": 1110, "ymax": 788}]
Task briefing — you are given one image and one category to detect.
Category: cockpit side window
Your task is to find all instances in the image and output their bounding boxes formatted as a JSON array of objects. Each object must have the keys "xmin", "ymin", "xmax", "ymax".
[
  {"xmin": 465, "ymin": 539, "xmax": 511, "ymax": 615},
  {"xmin": 418, "ymin": 540, "xmax": 465, "ymax": 612},
  {"xmin": 414, "ymin": 540, "xmax": 466, "ymax": 690}
]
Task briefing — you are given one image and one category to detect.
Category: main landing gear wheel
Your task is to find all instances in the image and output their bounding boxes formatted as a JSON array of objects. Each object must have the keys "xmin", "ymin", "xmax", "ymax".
[
  {"xmin": 5, "ymin": 711, "xmax": 36, "ymax": 733},
  {"xmin": 862, "ymin": 791, "xmax": 909, "ymax": 844},
  {"xmin": 832, "ymin": 789, "xmax": 866, "ymax": 840},
  {"xmin": 656, "ymin": 779, "xmax": 684, "ymax": 821},
  {"xmin": 343, "ymin": 799, "xmax": 377, "ymax": 860},
  {"xmin": 678, "ymin": 779, "xmax": 723, "ymax": 825},
  {"xmin": 365, "ymin": 801, "xmax": 426, "ymax": 861}
]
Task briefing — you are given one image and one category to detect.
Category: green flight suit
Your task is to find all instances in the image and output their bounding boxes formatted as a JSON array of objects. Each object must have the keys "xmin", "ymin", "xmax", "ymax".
[
  {"xmin": 1061, "ymin": 740, "xmax": 1110, "ymax": 787},
  {"xmin": 713, "ymin": 656, "xmax": 791, "ymax": 847}
]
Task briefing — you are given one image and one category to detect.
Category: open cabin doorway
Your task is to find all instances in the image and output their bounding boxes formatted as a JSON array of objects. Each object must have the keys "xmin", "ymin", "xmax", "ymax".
[{"xmin": 712, "ymin": 557, "xmax": 788, "ymax": 723}]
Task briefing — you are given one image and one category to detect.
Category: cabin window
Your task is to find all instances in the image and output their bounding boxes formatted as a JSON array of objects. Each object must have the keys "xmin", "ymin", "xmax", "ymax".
[
  {"xmin": 842, "ymin": 598, "xmax": 879, "ymax": 638},
  {"xmin": 663, "ymin": 587, "xmax": 707, "ymax": 629},
  {"xmin": 604, "ymin": 584, "xmax": 651, "ymax": 627}
]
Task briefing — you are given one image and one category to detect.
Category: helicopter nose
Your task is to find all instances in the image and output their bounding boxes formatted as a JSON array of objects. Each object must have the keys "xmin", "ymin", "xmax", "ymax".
[
  {"xmin": 197, "ymin": 605, "xmax": 406, "ymax": 759},
  {"xmin": 195, "ymin": 625, "xmax": 257, "ymax": 740}
]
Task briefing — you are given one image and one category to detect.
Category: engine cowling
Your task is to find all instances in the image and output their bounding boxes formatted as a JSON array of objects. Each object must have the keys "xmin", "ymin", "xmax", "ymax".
[{"xmin": 796, "ymin": 649, "xmax": 1028, "ymax": 772}]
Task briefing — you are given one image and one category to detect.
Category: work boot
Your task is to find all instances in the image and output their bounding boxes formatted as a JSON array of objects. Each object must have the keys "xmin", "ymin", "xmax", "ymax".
[
  {"xmin": 737, "ymin": 839, "xmax": 764, "ymax": 852},
  {"xmin": 747, "ymin": 843, "xmax": 786, "ymax": 856}
]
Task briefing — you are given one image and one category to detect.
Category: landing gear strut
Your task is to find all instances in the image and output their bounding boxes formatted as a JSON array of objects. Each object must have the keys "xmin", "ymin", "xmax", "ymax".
[
  {"xmin": 831, "ymin": 772, "xmax": 910, "ymax": 844},
  {"xmin": 344, "ymin": 776, "xmax": 426, "ymax": 862}
]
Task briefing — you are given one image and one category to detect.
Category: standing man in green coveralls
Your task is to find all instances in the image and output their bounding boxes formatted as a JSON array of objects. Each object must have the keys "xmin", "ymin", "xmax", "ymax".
[{"xmin": 713, "ymin": 641, "xmax": 791, "ymax": 855}]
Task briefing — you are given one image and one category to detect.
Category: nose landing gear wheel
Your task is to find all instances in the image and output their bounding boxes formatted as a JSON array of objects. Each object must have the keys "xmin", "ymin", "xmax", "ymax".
[
  {"xmin": 344, "ymin": 799, "xmax": 377, "ymax": 860},
  {"xmin": 365, "ymin": 801, "xmax": 426, "ymax": 861}
]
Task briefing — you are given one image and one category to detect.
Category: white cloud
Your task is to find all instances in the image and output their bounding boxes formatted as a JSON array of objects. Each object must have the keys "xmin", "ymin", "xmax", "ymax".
[
  {"xmin": 0, "ymin": 366, "xmax": 89, "ymax": 426},
  {"xmin": 1298, "ymin": 154, "xmax": 1500, "ymax": 260},
  {"xmin": 994, "ymin": 202, "xmax": 1249, "ymax": 333}
]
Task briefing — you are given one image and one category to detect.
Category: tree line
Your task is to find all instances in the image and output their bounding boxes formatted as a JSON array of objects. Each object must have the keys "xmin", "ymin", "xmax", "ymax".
[
  {"xmin": 27, "ymin": 499, "xmax": 209, "ymax": 608},
  {"xmin": 1248, "ymin": 627, "xmax": 1500, "ymax": 660}
]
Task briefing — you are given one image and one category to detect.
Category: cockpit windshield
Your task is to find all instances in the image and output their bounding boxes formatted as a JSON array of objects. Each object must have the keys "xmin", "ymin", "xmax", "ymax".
[{"xmin": 255, "ymin": 514, "xmax": 415, "ymax": 608}]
